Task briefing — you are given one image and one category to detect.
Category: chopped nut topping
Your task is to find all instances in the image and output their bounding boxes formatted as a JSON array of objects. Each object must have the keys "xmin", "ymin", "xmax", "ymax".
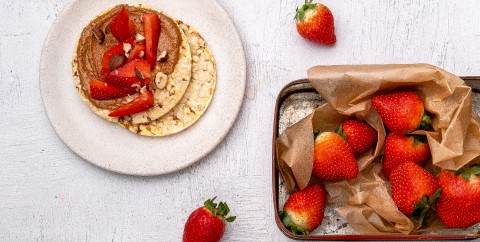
[
  {"xmin": 155, "ymin": 72, "xmax": 168, "ymax": 90},
  {"xmin": 157, "ymin": 51, "xmax": 168, "ymax": 62},
  {"xmin": 139, "ymin": 51, "xmax": 145, "ymax": 58},
  {"xmin": 91, "ymin": 27, "xmax": 105, "ymax": 44},
  {"xmin": 135, "ymin": 33, "xmax": 145, "ymax": 43},
  {"xmin": 135, "ymin": 67, "xmax": 145, "ymax": 80},
  {"xmin": 109, "ymin": 54, "xmax": 125, "ymax": 71},
  {"xmin": 123, "ymin": 43, "xmax": 132, "ymax": 58}
]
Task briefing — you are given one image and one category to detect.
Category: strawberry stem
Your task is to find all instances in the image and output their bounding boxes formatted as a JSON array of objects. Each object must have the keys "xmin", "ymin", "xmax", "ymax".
[
  {"xmin": 278, "ymin": 211, "xmax": 309, "ymax": 235},
  {"xmin": 335, "ymin": 125, "xmax": 348, "ymax": 141},
  {"xmin": 455, "ymin": 165, "xmax": 480, "ymax": 180},
  {"xmin": 203, "ymin": 197, "xmax": 236, "ymax": 222},
  {"xmin": 419, "ymin": 113, "xmax": 432, "ymax": 130},
  {"xmin": 295, "ymin": 0, "xmax": 317, "ymax": 21},
  {"xmin": 411, "ymin": 188, "xmax": 441, "ymax": 226}
]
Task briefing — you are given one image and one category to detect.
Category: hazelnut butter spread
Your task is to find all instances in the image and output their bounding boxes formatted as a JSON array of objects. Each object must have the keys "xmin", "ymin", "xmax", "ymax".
[{"xmin": 75, "ymin": 5, "xmax": 181, "ymax": 109}]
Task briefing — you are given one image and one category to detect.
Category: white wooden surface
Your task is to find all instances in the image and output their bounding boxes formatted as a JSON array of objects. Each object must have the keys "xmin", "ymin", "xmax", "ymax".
[{"xmin": 1, "ymin": 0, "xmax": 480, "ymax": 241}]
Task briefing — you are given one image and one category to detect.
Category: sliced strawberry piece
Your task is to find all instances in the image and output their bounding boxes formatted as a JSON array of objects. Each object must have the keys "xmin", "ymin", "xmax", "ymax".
[
  {"xmin": 106, "ymin": 59, "xmax": 151, "ymax": 88},
  {"xmin": 110, "ymin": 7, "xmax": 136, "ymax": 41},
  {"xmin": 101, "ymin": 37, "xmax": 135, "ymax": 75},
  {"xmin": 127, "ymin": 43, "xmax": 146, "ymax": 62},
  {"xmin": 108, "ymin": 90, "xmax": 154, "ymax": 117},
  {"xmin": 89, "ymin": 79, "xmax": 132, "ymax": 100},
  {"xmin": 142, "ymin": 13, "xmax": 161, "ymax": 67}
]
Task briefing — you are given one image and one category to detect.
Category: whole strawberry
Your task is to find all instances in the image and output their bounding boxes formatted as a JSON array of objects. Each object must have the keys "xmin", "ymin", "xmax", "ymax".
[
  {"xmin": 382, "ymin": 133, "xmax": 431, "ymax": 180},
  {"xmin": 313, "ymin": 132, "xmax": 358, "ymax": 180},
  {"xmin": 371, "ymin": 91, "xmax": 431, "ymax": 134},
  {"xmin": 390, "ymin": 161, "xmax": 440, "ymax": 225},
  {"xmin": 279, "ymin": 184, "xmax": 326, "ymax": 235},
  {"xmin": 336, "ymin": 120, "xmax": 377, "ymax": 156},
  {"xmin": 437, "ymin": 166, "xmax": 480, "ymax": 228},
  {"xmin": 183, "ymin": 197, "xmax": 236, "ymax": 242},
  {"xmin": 295, "ymin": 0, "xmax": 336, "ymax": 45}
]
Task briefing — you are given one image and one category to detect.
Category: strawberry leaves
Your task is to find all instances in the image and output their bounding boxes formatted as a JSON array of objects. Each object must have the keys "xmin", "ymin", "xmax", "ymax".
[
  {"xmin": 411, "ymin": 188, "xmax": 441, "ymax": 226},
  {"xmin": 295, "ymin": 0, "xmax": 316, "ymax": 21},
  {"xmin": 279, "ymin": 211, "xmax": 309, "ymax": 235},
  {"xmin": 204, "ymin": 197, "xmax": 236, "ymax": 222}
]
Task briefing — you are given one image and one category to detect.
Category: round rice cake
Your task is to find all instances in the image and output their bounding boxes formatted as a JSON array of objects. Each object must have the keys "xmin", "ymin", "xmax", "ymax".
[{"xmin": 120, "ymin": 22, "xmax": 216, "ymax": 136}]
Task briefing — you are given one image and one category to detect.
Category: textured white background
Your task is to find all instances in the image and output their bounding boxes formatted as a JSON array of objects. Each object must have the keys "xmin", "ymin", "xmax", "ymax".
[{"xmin": 1, "ymin": 0, "xmax": 480, "ymax": 241}]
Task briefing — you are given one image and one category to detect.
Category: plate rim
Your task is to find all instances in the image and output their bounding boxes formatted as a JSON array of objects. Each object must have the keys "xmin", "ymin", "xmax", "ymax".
[{"xmin": 39, "ymin": 0, "xmax": 247, "ymax": 176}]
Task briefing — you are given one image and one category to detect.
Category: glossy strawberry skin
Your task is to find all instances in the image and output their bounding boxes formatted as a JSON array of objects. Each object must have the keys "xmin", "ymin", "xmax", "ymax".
[
  {"xmin": 295, "ymin": 2, "xmax": 336, "ymax": 45},
  {"xmin": 183, "ymin": 207, "xmax": 225, "ymax": 242},
  {"xmin": 109, "ymin": 6, "xmax": 136, "ymax": 42},
  {"xmin": 372, "ymin": 91, "xmax": 427, "ymax": 134},
  {"xmin": 281, "ymin": 184, "xmax": 326, "ymax": 234},
  {"xmin": 338, "ymin": 120, "xmax": 377, "ymax": 156},
  {"xmin": 436, "ymin": 169, "xmax": 480, "ymax": 228},
  {"xmin": 143, "ymin": 13, "xmax": 161, "ymax": 67},
  {"xmin": 105, "ymin": 59, "xmax": 151, "ymax": 88},
  {"xmin": 390, "ymin": 161, "xmax": 439, "ymax": 216},
  {"xmin": 313, "ymin": 132, "xmax": 359, "ymax": 181},
  {"xmin": 100, "ymin": 37, "xmax": 135, "ymax": 75},
  {"xmin": 382, "ymin": 133, "xmax": 431, "ymax": 180},
  {"xmin": 108, "ymin": 90, "xmax": 154, "ymax": 117},
  {"xmin": 89, "ymin": 79, "xmax": 132, "ymax": 100}
]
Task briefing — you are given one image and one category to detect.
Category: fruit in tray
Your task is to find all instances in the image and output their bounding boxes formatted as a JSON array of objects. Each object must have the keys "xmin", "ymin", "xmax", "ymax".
[
  {"xmin": 389, "ymin": 161, "xmax": 440, "ymax": 225},
  {"xmin": 382, "ymin": 133, "xmax": 431, "ymax": 180},
  {"xmin": 183, "ymin": 197, "xmax": 236, "ymax": 242},
  {"xmin": 279, "ymin": 184, "xmax": 326, "ymax": 235},
  {"xmin": 336, "ymin": 120, "xmax": 377, "ymax": 156},
  {"xmin": 372, "ymin": 91, "xmax": 431, "ymax": 134},
  {"xmin": 436, "ymin": 166, "xmax": 480, "ymax": 228},
  {"xmin": 313, "ymin": 132, "xmax": 359, "ymax": 181}
]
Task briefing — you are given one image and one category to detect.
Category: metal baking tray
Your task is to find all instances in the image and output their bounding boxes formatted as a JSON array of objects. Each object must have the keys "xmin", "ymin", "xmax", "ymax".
[{"xmin": 272, "ymin": 77, "xmax": 480, "ymax": 240}]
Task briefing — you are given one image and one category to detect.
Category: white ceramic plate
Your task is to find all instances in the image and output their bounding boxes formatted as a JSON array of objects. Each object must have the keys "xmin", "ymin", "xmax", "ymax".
[{"xmin": 40, "ymin": 0, "xmax": 246, "ymax": 175}]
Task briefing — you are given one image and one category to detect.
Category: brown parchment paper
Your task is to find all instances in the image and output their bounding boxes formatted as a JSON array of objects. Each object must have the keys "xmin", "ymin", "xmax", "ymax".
[{"xmin": 275, "ymin": 64, "xmax": 480, "ymax": 234}]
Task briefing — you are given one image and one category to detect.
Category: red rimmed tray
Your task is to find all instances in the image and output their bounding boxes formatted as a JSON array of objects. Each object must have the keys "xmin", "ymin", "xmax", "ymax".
[{"xmin": 272, "ymin": 78, "xmax": 480, "ymax": 240}]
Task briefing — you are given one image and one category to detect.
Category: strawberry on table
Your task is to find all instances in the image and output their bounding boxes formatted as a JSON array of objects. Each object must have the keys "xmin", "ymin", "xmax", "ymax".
[
  {"xmin": 436, "ymin": 166, "xmax": 480, "ymax": 228},
  {"xmin": 279, "ymin": 184, "xmax": 326, "ymax": 235},
  {"xmin": 371, "ymin": 91, "xmax": 431, "ymax": 134},
  {"xmin": 336, "ymin": 120, "xmax": 377, "ymax": 156},
  {"xmin": 106, "ymin": 59, "xmax": 151, "ymax": 88},
  {"xmin": 390, "ymin": 161, "xmax": 440, "ymax": 225},
  {"xmin": 313, "ymin": 132, "xmax": 358, "ymax": 181},
  {"xmin": 382, "ymin": 133, "xmax": 430, "ymax": 180},
  {"xmin": 183, "ymin": 197, "xmax": 235, "ymax": 242},
  {"xmin": 108, "ymin": 90, "xmax": 154, "ymax": 117},
  {"xmin": 101, "ymin": 37, "xmax": 135, "ymax": 75},
  {"xmin": 295, "ymin": 0, "xmax": 336, "ymax": 45},
  {"xmin": 89, "ymin": 79, "xmax": 132, "ymax": 100},
  {"xmin": 142, "ymin": 13, "xmax": 161, "ymax": 67},
  {"xmin": 109, "ymin": 6, "xmax": 136, "ymax": 41}
]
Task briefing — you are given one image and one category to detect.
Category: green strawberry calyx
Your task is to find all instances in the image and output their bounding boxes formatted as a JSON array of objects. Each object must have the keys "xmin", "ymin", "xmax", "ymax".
[
  {"xmin": 335, "ymin": 124, "xmax": 348, "ymax": 141},
  {"xmin": 419, "ymin": 113, "xmax": 432, "ymax": 130},
  {"xmin": 411, "ymin": 188, "xmax": 441, "ymax": 225},
  {"xmin": 295, "ymin": 0, "xmax": 317, "ymax": 21},
  {"xmin": 278, "ymin": 210, "xmax": 309, "ymax": 235},
  {"xmin": 454, "ymin": 165, "xmax": 480, "ymax": 180},
  {"xmin": 204, "ymin": 197, "xmax": 236, "ymax": 222},
  {"xmin": 412, "ymin": 135, "xmax": 428, "ymax": 146}
]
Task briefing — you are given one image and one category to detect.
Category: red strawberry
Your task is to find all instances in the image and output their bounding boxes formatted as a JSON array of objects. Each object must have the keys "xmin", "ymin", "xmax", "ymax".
[
  {"xmin": 371, "ymin": 91, "xmax": 431, "ymax": 134},
  {"xmin": 436, "ymin": 166, "xmax": 480, "ymax": 228},
  {"xmin": 336, "ymin": 120, "xmax": 377, "ymax": 156},
  {"xmin": 279, "ymin": 184, "xmax": 326, "ymax": 235},
  {"xmin": 108, "ymin": 90, "xmax": 154, "ymax": 117},
  {"xmin": 126, "ymin": 43, "xmax": 146, "ymax": 62},
  {"xmin": 295, "ymin": 0, "xmax": 336, "ymax": 45},
  {"xmin": 106, "ymin": 59, "xmax": 151, "ymax": 88},
  {"xmin": 101, "ymin": 37, "xmax": 135, "ymax": 75},
  {"xmin": 183, "ymin": 197, "xmax": 236, "ymax": 242},
  {"xmin": 109, "ymin": 6, "xmax": 136, "ymax": 41},
  {"xmin": 382, "ymin": 133, "xmax": 431, "ymax": 180},
  {"xmin": 313, "ymin": 132, "xmax": 358, "ymax": 181},
  {"xmin": 89, "ymin": 80, "xmax": 132, "ymax": 100},
  {"xmin": 142, "ymin": 13, "xmax": 161, "ymax": 67},
  {"xmin": 390, "ymin": 161, "xmax": 440, "ymax": 224}
]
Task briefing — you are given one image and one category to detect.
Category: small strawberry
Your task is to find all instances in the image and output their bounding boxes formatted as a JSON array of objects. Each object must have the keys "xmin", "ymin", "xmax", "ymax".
[
  {"xmin": 336, "ymin": 120, "xmax": 377, "ymax": 156},
  {"xmin": 109, "ymin": 6, "xmax": 136, "ymax": 42},
  {"xmin": 295, "ymin": 0, "xmax": 336, "ymax": 45},
  {"xmin": 183, "ymin": 197, "xmax": 236, "ymax": 242},
  {"xmin": 279, "ymin": 184, "xmax": 326, "ymax": 235},
  {"xmin": 382, "ymin": 133, "xmax": 431, "ymax": 180},
  {"xmin": 390, "ymin": 161, "xmax": 440, "ymax": 225},
  {"xmin": 371, "ymin": 91, "xmax": 431, "ymax": 134},
  {"xmin": 436, "ymin": 166, "xmax": 480, "ymax": 228},
  {"xmin": 313, "ymin": 132, "xmax": 358, "ymax": 181}
]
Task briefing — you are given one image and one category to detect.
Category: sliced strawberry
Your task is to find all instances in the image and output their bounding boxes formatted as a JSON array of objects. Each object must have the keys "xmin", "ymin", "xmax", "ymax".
[
  {"xmin": 142, "ymin": 13, "xmax": 161, "ymax": 67},
  {"xmin": 101, "ymin": 37, "xmax": 135, "ymax": 75},
  {"xmin": 110, "ymin": 7, "xmax": 136, "ymax": 41},
  {"xmin": 89, "ymin": 79, "xmax": 132, "ymax": 100},
  {"xmin": 106, "ymin": 59, "xmax": 151, "ymax": 88},
  {"xmin": 127, "ymin": 43, "xmax": 146, "ymax": 62},
  {"xmin": 109, "ymin": 90, "xmax": 154, "ymax": 117}
]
